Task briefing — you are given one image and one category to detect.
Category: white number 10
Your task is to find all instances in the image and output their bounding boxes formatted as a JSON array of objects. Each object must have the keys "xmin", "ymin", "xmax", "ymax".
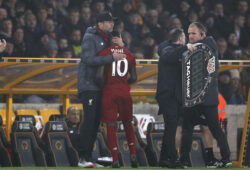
[{"xmin": 112, "ymin": 58, "xmax": 128, "ymax": 77}]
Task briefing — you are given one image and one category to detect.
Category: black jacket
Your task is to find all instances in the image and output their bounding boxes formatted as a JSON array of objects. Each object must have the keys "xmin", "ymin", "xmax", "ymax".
[
  {"xmin": 198, "ymin": 36, "xmax": 219, "ymax": 106},
  {"xmin": 156, "ymin": 41, "xmax": 187, "ymax": 115}
]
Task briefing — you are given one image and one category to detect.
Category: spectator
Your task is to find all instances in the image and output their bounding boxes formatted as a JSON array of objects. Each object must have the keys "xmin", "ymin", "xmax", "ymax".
[
  {"xmin": 63, "ymin": 8, "xmax": 82, "ymax": 36},
  {"xmin": 236, "ymin": 0, "xmax": 249, "ymax": 17},
  {"xmin": 46, "ymin": 40, "xmax": 58, "ymax": 58},
  {"xmin": 136, "ymin": 2, "xmax": 147, "ymax": 25},
  {"xmin": 14, "ymin": 12, "xmax": 25, "ymax": 27},
  {"xmin": 218, "ymin": 71, "xmax": 233, "ymax": 103},
  {"xmin": 122, "ymin": 31, "xmax": 132, "ymax": 50},
  {"xmin": 12, "ymin": 27, "xmax": 27, "ymax": 57},
  {"xmin": 124, "ymin": 10, "xmax": 141, "ymax": 42},
  {"xmin": 227, "ymin": 33, "xmax": 243, "ymax": 59},
  {"xmin": 79, "ymin": 6, "xmax": 92, "ymax": 30},
  {"xmin": 57, "ymin": 36, "xmax": 74, "ymax": 57},
  {"xmin": 0, "ymin": 8, "xmax": 7, "ymax": 21},
  {"xmin": 0, "ymin": 18, "xmax": 13, "ymax": 39},
  {"xmin": 23, "ymin": 12, "xmax": 40, "ymax": 56},
  {"xmin": 217, "ymin": 38, "xmax": 234, "ymax": 60},
  {"xmin": 59, "ymin": 47, "xmax": 74, "ymax": 58},
  {"xmin": 42, "ymin": 18, "xmax": 61, "ymax": 40},
  {"xmin": 69, "ymin": 29, "xmax": 82, "ymax": 58},
  {"xmin": 229, "ymin": 14, "xmax": 249, "ymax": 48},
  {"xmin": 35, "ymin": 31, "xmax": 51, "ymax": 57},
  {"xmin": 114, "ymin": 20, "xmax": 124, "ymax": 34},
  {"xmin": 145, "ymin": 9, "xmax": 164, "ymax": 43},
  {"xmin": 36, "ymin": 6, "xmax": 48, "ymax": 31},
  {"xmin": 229, "ymin": 69, "xmax": 245, "ymax": 104},
  {"xmin": 211, "ymin": 3, "xmax": 231, "ymax": 38}
]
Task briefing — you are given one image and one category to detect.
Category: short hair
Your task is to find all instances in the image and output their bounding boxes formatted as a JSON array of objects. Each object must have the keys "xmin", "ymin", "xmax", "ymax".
[
  {"xmin": 67, "ymin": 107, "xmax": 79, "ymax": 115},
  {"xmin": 189, "ymin": 22, "xmax": 207, "ymax": 36},
  {"xmin": 168, "ymin": 28, "xmax": 184, "ymax": 43}
]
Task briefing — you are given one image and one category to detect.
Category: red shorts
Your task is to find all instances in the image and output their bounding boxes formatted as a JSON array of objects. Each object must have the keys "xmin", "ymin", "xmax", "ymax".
[{"xmin": 101, "ymin": 87, "xmax": 132, "ymax": 123}]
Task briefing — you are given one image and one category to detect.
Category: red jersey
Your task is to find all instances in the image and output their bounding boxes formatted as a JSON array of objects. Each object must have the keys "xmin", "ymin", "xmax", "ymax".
[{"xmin": 98, "ymin": 45, "xmax": 136, "ymax": 95}]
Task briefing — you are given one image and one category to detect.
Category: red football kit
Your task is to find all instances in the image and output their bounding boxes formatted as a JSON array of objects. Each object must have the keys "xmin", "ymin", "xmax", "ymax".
[
  {"xmin": 99, "ymin": 45, "xmax": 136, "ymax": 123},
  {"xmin": 98, "ymin": 45, "xmax": 137, "ymax": 164}
]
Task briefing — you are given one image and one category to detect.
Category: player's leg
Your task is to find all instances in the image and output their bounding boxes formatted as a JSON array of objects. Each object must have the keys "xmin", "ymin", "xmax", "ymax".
[
  {"xmin": 201, "ymin": 125, "xmax": 218, "ymax": 167},
  {"xmin": 202, "ymin": 105, "xmax": 231, "ymax": 168},
  {"xmin": 100, "ymin": 92, "xmax": 120, "ymax": 167},
  {"xmin": 119, "ymin": 96, "xmax": 137, "ymax": 168},
  {"xmin": 106, "ymin": 122, "xmax": 119, "ymax": 165}
]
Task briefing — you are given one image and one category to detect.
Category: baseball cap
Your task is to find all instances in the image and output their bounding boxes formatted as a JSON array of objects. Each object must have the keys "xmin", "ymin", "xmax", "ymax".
[{"xmin": 96, "ymin": 12, "xmax": 116, "ymax": 23}]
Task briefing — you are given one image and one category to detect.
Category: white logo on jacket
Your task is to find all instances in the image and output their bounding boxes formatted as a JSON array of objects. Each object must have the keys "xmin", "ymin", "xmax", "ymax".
[{"xmin": 89, "ymin": 99, "xmax": 93, "ymax": 106}]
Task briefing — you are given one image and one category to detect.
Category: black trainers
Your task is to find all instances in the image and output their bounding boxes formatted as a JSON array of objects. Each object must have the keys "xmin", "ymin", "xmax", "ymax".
[
  {"xmin": 159, "ymin": 159, "xmax": 184, "ymax": 169},
  {"xmin": 112, "ymin": 161, "xmax": 120, "ymax": 168},
  {"xmin": 221, "ymin": 159, "xmax": 232, "ymax": 168},
  {"xmin": 206, "ymin": 160, "xmax": 222, "ymax": 168},
  {"xmin": 130, "ymin": 155, "xmax": 138, "ymax": 168}
]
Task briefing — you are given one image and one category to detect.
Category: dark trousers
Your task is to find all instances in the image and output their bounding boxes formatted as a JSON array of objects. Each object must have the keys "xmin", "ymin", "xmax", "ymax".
[
  {"xmin": 78, "ymin": 91, "xmax": 102, "ymax": 159},
  {"xmin": 160, "ymin": 100, "xmax": 182, "ymax": 163},
  {"xmin": 180, "ymin": 104, "xmax": 230, "ymax": 161}
]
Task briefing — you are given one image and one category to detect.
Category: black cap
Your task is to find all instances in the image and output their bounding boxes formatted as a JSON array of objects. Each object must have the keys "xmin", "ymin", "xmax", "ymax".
[{"xmin": 96, "ymin": 12, "xmax": 116, "ymax": 23}]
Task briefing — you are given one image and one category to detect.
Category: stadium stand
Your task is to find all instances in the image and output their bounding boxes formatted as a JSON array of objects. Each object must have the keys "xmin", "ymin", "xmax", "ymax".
[
  {"xmin": 39, "ymin": 109, "xmax": 61, "ymax": 124},
  {"xmin": 0, "ymin": 115, "xmax": 12, "ymax": 167},
  {"xmin": 44, "ymin": 121, "xmax": 79, "ymax": 167},
  {"xmin": 11, "ymin": 121, "xmax": 47, "ymax": 167}
]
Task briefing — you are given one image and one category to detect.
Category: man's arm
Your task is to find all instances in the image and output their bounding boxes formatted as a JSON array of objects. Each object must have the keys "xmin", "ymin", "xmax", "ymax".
[
  {"xmin": 81, "ymin": 36, "xmax": 125, "ymax": 66},
  {"xmin": 128, "ymin": 66, "xmax": 137, "ymax": 84},
  {"xmin": 160, "ymin": 45, "xmax": 188, "ymax": 64}
]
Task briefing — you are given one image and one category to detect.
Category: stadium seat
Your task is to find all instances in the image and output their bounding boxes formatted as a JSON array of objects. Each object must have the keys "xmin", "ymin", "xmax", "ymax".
[
  {"xmin": 0, "ymin": 115, "xmax": 12, "ymax": 167},
  {"xmin": 39, "ymin": 109, "xmax": 61, "ymax": 124},
  {"xmin": 116, "ymin": 121, "xmax": 149, "ymax": 167},
  {"xmin": 146, "ymin": 122, "xmax": 165, "ymax": 166},
  {"xmin": 11, "ymin": 121, "xmax": 47, "ymax": 167},
  {"xmin": 16, "ymin": 109, "xmax": 38, "ymax": 116},
  {"xmin": 92, "ymin": 127, "xmax": 112, "ymax": 166},
  {"xmin": 44, "ymin": 121, "xmax": 79, "ymax": 167},
  {"xmin": 0, "ymin": 109, "xmax": 16, "ymax": 126},
  {"xmin": 49, "ymin": 114, "xmax": 66, "ymax": 122},
  {"xmin": 146, "ymin": 122, "xmax": 206, "ymax": 167}
]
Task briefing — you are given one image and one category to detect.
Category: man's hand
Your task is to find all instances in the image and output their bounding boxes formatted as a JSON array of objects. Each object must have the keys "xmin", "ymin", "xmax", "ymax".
[
  {"xmin": 112, "ymin": 37, "xmax": 124, "ymax": 47},
  {"xmin": 112, "ymin": 52, "xmax": 126, "ymax": 61},
  {"xmin": 187, "ymin": 43, "xmax": 195, "ymax": 52},
  {"xmin": 0, "ymin": 39, "xmax": 7, "ymax": 53}
]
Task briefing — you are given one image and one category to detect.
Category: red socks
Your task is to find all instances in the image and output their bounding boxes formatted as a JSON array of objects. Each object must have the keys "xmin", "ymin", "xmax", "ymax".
[
  {"xmin": 124, "ymin": 123, "xmax": 136, "ymax": 155},
  {"xmin": 107, "ymin": 122, "xmax": 136, "ymax": 163},
  {"xmin": 107, "ymin": 124, "xmax": 119, "ymax": 162}
]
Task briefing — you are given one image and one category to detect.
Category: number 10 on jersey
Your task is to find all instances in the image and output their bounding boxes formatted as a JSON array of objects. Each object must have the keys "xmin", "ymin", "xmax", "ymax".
[{"xmin": 112, "ymin": 58, "xmax": 128, "ymax": 77}]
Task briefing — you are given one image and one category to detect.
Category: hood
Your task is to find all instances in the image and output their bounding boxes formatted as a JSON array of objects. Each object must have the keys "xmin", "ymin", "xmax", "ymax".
[{"xmin": 85, "ymin": 26, "xmax": 97, "ymax": 34}]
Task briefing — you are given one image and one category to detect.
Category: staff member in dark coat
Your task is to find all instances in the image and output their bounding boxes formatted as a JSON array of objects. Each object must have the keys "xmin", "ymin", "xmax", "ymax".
[
  {"xmin": 77, "ymin": 12, "xmax": 125, "ymax": 168},
  {"xmin": 156, "ymin": 28, "xmax": 194, "ymax": 168},
  {"xmin": 180, "ymin": 22, "xmax": 231, "ymax": 168}
]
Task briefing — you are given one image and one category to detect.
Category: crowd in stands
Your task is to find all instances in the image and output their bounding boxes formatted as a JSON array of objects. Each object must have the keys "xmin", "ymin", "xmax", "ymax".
[{"xmin": 0, "ymin": 0, "xmax": 250, "ymax": 104}]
